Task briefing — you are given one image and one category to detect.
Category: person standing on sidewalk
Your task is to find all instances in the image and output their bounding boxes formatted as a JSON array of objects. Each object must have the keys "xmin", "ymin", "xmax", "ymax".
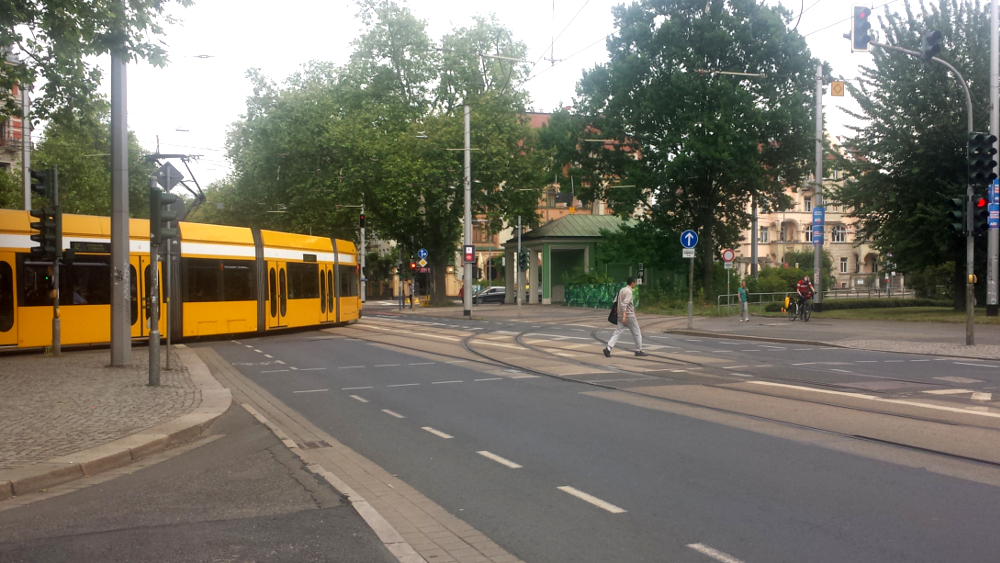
[
  {"xmin": 603, "ymin": 277, "xmax": 648, "ymax": 357},
  {"xmin": 738, "ymin": 280, "xmax": 750, "ymax": 322}
]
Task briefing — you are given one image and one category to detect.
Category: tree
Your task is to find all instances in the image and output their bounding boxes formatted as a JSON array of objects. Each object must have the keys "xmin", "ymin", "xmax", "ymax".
[
  {"xmin": 575, "ymin": 0, "xmax": 818, "ymax": 300},
  {"xmin": 834, "ymin": 0, "xmax": 989, "ymax": 310},
  {"xmin": 1, "ymin": 0, "xmax": 191, "ymax": 121},
  {"xmin": 218, "ymin": 1, "xmax": 548, "ymax": 304}
]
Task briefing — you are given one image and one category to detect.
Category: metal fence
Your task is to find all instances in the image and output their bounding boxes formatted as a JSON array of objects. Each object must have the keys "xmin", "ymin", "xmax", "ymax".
[{"xmin": 716, "ymin": 289, "xmax": 916, "ymax": 315}]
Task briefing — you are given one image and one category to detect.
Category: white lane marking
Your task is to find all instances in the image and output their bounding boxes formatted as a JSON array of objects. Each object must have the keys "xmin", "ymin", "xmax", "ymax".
[
  {"xmin": 687, "ymin": 543, "xmax": 745, "ymax": 563},
  {"xmin": 382, "ymin": 409, "xmax": 405, "ymax": 418},
  {"xmin": 955, "ymin": 362, "xmax": 999, "ymax": 369},
  {"xmin": 375, "ymin": 364, "xmax": 401, "ymax": 367},
  {"xmin": 232, "ymin": 340, "xmax": 241, "ymax": 344},
  {"xmin": 496, "ymin": 330, "xmax": 519, "ymax": 334},
  {"xmin": 474, "ymin": 341, "xmax": 526, "ymax": 349},
  {"xmin": 936, "ymin": 376, "xmax": 984, "ymax": 383},
  {"xmin": 884, "ymin": 360, "xmax": 903, "ymax": 363},
  {"xmin": 290, "ymin": 367, "xmax": 298, "ymax": 370},
  {"xmin": 793, "ymin": 362, "xmax": 817, "ymax": 366},
  {"xmin": 972, "ymin": 392, "xmax": 993, "ymax": 401},
  {"xmin": 741, "ymin": 350, "xmax": 761, "ymax": 352},
  {"xmin": 432, "ymin": 380, "xmax": 463, "ymax": 385},
  {"xmin": 910, "ymin": 359, "xmax": 930, "ymax": 362},
  {"xmin": 409, "ymin": 362, "xmax": 435, "ymax": 366},
  {"xmin": 445, "ymin": 360, "xmax": 469, "ymax": 364},
  {"xmin": 350, "ymin": 395, "xmax": 369, "ymax": 403},
  {"xmin": 340, "ymin": 365, "xmax": 365, "ymax": 369},
  {"xmin": 749, "ymin": 381, "xmax": 1000, "ymax": 419},
  {"xmin": 571, "ymin": 329, "xmax": 585, "ymax": 332},
  {"xmin": 830, "ymin": 369, "xmax": 852, "ymax": 373},
  {"xmin": 276, "ymin": 360, "xmax": 286, "ymax": 364},
  {"xmin": 856, "ymin": 361, "xmax": 877, "ymax": 363},
  {"xmin": 557, "ymin": 486, "xmax": 626, "ymax": 514},
  {"xmin": 264, "ymin": 354, "xmax": 274, "ymax": 358},
  {"xmin": 475, "ymin": 377, "xmax": 502, "ymax": 381},
  {"xmin": 261, "ymin": 369, "xmax": 290, "ymax": 373},
  {"xmin": 253, "ymin": 349, "xmax": 263, "ymax": 353},
  {"xmin": 245, "ymin": 344, "xmax": 253, "ymax": 348},
  {"xmin": 923, "ymin": 389, "xmax": 973, "ymax": 395},
  {"xmin": 525, "ymin": 333, "xmax": 591, "ymax": 340},
  {"xmin": 388, "ymin": 383, "xmax": 420, "ymax": 388},
  {"xmin": 685, "ymin": 339, "xmax": 702, "ymax": 342},
  {"xmin": 793, "ymin": 348, "xmax": 812, "ymax": 351},
  {"xmin": 293, "ymin": 388, "xmax": 329, "ymax": 393},
  {"xmin": 342, "ymin": 386, "xmax": 373, "ymax": 390},
  {"xmin": 477, "ymin": 451, "xmax": 522, "ymax": 468},
  {"xmin": 714, "ymin": 350, "xmax": 733, "ymax": 353},
  {"xmin": 532, "ymin": 325, "xmax": 541, "ymax": 328},
  {"xmin": 730, "ymin": 373, "xmax": 753, "ymax": 377},
  {"xmin": 422, "ymin": 427, "xmax": 453, "ymax": 439},
  {"xmin": 299, "ymin": 367, "xmax": 327, "ymax": 371}
]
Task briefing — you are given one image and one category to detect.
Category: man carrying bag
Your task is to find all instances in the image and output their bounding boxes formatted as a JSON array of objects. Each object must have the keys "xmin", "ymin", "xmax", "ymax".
[{"xmin": 603, "ymin": 277, "xmax": 647, "ymax": 357}]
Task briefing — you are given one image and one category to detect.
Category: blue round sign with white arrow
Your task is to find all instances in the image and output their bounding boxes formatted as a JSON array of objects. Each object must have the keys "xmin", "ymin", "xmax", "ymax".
[{"xmin": 680, "ymin": 230, "xmax": 698, "ymax": 248}]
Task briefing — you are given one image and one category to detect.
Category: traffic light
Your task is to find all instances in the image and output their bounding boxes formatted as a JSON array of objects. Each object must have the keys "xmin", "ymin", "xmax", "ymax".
[
  {"xmin": 920, "ymin": 30, "xmax": 942, "ymax": 60},
  {"xmin": 968, "ymin": 132, "xmax": 998, "ymax": 185},
  {"xmin": 517, "ymin": 248, "xmax": 529, "ymax": 271},
  {"xmin": 29, "ymin": 206, "xmax": 59, "ymax": 261},
  {"xmin": 410, "ymin": 261, "xmax": 416, "ymax": 270},
  {"xmin": 30, "ymin": 169, "xmax": 51, "ymax": 200},
  {"xmin": 359, "ymin": 213, "xmax": 366, "ymax": 228},
  {"xmin": 974, "ymin": 195, "xmax": 990, "ymax": 233},
  {"xmin": 947, "ymin": 197, "xmax": 965, "ymax": 234},
  {"xmin": 150, "ymin": 187, "xmax": 180, "ymax": 245},
  {"xmin": 852, "ymin": 5, "xmax": 872, "ymax": 52}
]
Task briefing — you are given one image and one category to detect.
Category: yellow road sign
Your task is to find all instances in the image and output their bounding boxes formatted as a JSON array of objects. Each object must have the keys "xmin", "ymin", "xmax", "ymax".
[{"xmin": 831, "ymin": 81, "xmax": 845, "ymax": 97}]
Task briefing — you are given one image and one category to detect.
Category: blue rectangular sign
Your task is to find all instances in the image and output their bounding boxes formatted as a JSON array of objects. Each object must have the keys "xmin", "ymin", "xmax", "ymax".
[
  {"xmin": 812, "ymin": 206, "xmax": 825, "ymax": 226},
  {"xmin": 990, "ymin": 203, "xmax": 999, "ymax": 229},
  {"xmin": 991, "ymin": 179, "xmax": 999, "ymax": 204}
]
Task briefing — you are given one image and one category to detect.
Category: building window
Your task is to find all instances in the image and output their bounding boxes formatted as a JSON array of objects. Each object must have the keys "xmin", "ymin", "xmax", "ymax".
[
  {"xmin": 805, "ymin": 198, "xmax": 812, "ymax": 212},
  {"xmin": 804, "ymin": 225, "xmax": 812, "ymax": 242},
  {"xmin": 758, "ymin": 227, "xmax": 768, "ymax": 243},
  {"xmin": 831, "ymin": 225, "xmax": 847, "ymax": 243},
  {"xmin": 840, "ymin": 257, "xmax": 849, "ymax": 273},
  {"xmin": 473, "ymin": 227, "xmax": 490, "ymax": 244}
]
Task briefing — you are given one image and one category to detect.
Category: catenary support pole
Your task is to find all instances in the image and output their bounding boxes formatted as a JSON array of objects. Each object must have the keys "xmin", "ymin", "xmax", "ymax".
[
  {"xmin": 988, "ymin": 0, "xmax": 999, "ymax": 317},
  {"xmin": 110, "ymin": 47, "xmax": 131, "ymax": 366},
  {"xmin": 813, "ymin": 63, "xmax": 824, "ymax": 312},
  {"xmin": 51, "ymin": 166, "xmax": 59, "ymax": 356},
  {"xmin": 751, "ymin": 193, "xmax": 758, "ymax": 279},
  {"xmin": 463, "ymin": 104, "xmax": 472, "ymax": 317},
  {"xmin": 164, "ymin": 167, "xmax": 171, "ymax": 370},
  {"xmin": 517, "ymin": 216, "xmax": 523, "ymax": 317},
  {"xmin": 360, "ymin": 205, "xmax": 366, "ymax": 305},
  {"xmin": 21, "ymin": 83, "xmax": 30, "ymax": 211}
]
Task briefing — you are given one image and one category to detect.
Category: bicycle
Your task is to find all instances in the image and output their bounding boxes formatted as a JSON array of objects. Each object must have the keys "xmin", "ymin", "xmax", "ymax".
[{"xmin": 788, "ymin": 297, "xmax": 811, "ymax": 322}]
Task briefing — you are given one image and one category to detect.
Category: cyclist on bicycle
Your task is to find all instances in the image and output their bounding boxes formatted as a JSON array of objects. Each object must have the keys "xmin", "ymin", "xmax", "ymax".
[{"xmin": 796, "ymin": 275, "xmax": 815, "ymax": 309}]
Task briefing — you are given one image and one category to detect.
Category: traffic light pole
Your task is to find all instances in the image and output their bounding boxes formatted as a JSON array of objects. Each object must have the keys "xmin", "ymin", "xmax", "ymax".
[
  {"xmin": 989, "ymin": 0, "xmax": 999, "ymax": 317},
  {"xmin": 813, "ymin": 63, "xmax": 824, "ymax": 312},
  {"xmin": 463, "ymin": 104, "xmax": 472, "ymax": 317},
  {"xmin": 872, "ymin": 41, "xmax": 976, "ymax": 345},
  {"xmin": 110, "ymin": 45, "xmax": 131, "ymax": 367},
  {"xmin": 149, "ymin": 237, "xmax": 161, "ymax": 387},
  {"xmin": 517, "ymin": 216, "xmax": 523, "ymax": 318},
  {"xmin": 51, "ymin": 167, "xmax": 60, "ymax": 357},
  {"xmin": 360, "ymin": 206, "xmax": 366, "ymax": 305}
]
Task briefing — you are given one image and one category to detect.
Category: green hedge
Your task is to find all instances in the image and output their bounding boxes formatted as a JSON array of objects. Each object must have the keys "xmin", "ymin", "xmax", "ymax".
[{"xmin": 763, "ymin": 298, "xmax": 951, "ymax": 313}]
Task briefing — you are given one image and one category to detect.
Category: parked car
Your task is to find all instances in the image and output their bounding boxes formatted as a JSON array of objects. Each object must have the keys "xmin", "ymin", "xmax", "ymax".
[{"xmin": 474, "ymin": 286, "xmax": 506, "ymax": 304}]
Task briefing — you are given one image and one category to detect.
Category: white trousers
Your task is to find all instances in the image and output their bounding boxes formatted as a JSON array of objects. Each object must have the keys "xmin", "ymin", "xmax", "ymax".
[
  {"xmin": 607, "ymin": 316, "xmax": 642, "ymax": 351},
  {"xmin": 740, "ymin": 301, "xmax": 749, "ymax": 321}
]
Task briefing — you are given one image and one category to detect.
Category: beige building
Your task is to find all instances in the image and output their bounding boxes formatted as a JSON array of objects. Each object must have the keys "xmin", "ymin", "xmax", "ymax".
[{"xmin": 735, "ymin": 164, "xmax": 889, "ymax": 291}]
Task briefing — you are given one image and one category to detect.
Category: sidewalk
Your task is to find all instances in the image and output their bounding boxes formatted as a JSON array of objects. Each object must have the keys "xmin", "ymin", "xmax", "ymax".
[
  {"xmin": 0, "ymin": 346, "xmax": 231, "ymax": 502},
  {"xmin": 389, "ymin": 302, "xmax": 1000, "ymax": 360}
]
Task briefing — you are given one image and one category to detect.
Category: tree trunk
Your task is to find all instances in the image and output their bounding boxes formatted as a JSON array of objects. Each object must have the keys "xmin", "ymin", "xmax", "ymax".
[
  {"xmin": 701, "ymin": 221, "xmax": 715, "ymax": 302},
  {"xmin": 430, "ymin": 255, "xmax": 449, "ymax": 305}
]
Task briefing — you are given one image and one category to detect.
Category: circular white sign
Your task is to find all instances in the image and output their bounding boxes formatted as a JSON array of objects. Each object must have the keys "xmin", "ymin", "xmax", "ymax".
[{"xmin": 721, "ymin": 249, "xmax": 735, "ymax": 262}]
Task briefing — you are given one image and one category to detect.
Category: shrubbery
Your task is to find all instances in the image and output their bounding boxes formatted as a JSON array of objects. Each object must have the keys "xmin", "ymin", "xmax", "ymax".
[{"xmin": 763, "ymin": 298, "xmax": 952, "ymax": 312}]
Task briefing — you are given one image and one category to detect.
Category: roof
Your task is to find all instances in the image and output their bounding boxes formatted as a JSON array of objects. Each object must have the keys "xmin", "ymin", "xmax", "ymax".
[{"xmin": 506, "ymin": 214, "xmax": 630, "ymax": 245}]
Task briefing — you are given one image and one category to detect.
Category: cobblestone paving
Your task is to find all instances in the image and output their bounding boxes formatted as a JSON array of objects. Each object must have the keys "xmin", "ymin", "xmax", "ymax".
[{"xmin": 0, "ymin": 348, "xmax": 200, "ymax": 470}]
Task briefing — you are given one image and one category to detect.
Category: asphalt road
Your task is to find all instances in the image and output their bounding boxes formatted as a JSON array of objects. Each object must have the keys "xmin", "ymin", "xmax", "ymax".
[
  {"xmin": 0, "ymin": 406, "xmax": 397, "ymax": 563},
  {"xmin": 204, "ymin": 318, "xmax": 1000, "ymax": 563}
]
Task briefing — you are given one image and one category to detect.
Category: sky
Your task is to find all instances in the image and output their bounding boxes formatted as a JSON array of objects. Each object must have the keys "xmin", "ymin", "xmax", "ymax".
[{"xmin": 85, "ymin": 0, "xmax": 881, "ymax": 187}]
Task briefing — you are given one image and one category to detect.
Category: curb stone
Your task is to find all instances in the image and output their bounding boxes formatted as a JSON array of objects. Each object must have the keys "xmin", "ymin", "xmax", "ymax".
[{"xmin": 0, "ymin": 345, "xmax": 232, "ymax": 500}]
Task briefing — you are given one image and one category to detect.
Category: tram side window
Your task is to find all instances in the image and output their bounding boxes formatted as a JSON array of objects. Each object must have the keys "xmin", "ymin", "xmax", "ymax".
[
  {"xmin": 18, "ymin": 255, "xmax": 52, "ymax": 307},
  {"xmin": 339, "ymin": 265, "xmax": 358, "ymax": 297},
  {"xmin": 182, "ymin": 258, "xmax": 256, "ymax": 302},
  {"xmin": 59, "ymin": 256, "xmax": 111, "ymax": 306},
  {"xmin": 286, "ymin": 262, "xmax": 319, "ymax": 299},
  {"xmin": 0, "ymin": 262, "xmax": 13, "ymax": 332}
]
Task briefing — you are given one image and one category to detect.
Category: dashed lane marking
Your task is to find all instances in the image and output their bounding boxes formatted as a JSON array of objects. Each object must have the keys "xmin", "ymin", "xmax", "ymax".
[
  {"xmin": 299, "ymin": 367, "xmax": 326, "ymax": 371},
  {"xmin": 253, "ymin": 349, "xmax": 263, "ymax": 353},
  {"xmin": 972, "ymin": 392, "xmax": 993, "ymax": 401},
  {"xmin": 382, "ymin": 409, "xmax": 405, "ymax": 418},
  {"xmin": 432, "ymin": 380, "xmax": 463, "ymax": 385},
  {"xmin": 422, "ymin": 427, "xmax": 453, "ymax": 439},
  {"xmin": 910, "ymin": 359, "xmax": 930, "ymax": 362},
  {"xmin": 245, "ymin": 344, "xmax": 253, "ymax": 348},
  {"xmin": 477, "ymin": 451, "xmax": 522, "ymax": 468},
  {"xmin": 687, "ymin": 543, "xmax": 746, "ymax": 563},
  {"xmin": 955, "ymin": 362, "xmax": 999, "ymax": 369},
  {"xmin": 293, "ymin": 389, "xmax": 329, "ymax": 393},
  {"xmin": 557, "ymin": 486, "xmax": 626, "ymax": 514},
  {"xmin": 342, "ymin": 386, "xmax": 373, "ymax": 390},
  {"xmin": 339, "ymin": 365, "xmax": 364, "ymax": 369},
  {"xmin": 261, "ymin": 369, "xmax": 289, "ymax": 373},
  {"xmin": 409, "ymin": 362, "xmax": 435, "ymax": 366},
  {"xmin": 388, "ymin": 383, "xmax": 420, "ymax": 388},
  {"xmin": 923, "ymin": 389, "xmax": 974, "ymax": 395},
  {"xmin": 264, "ymin": 354, "xmax": 273, "ymax": 358},
  {"xmin": 445, "ymin": 360, "xmax": 469, "ymax": 364},
  {"xmin": 475, "ymin": 377, "xmax": 502, "ymax": 382},
  {"xmin": 290, "ymin": 367, "xmax": 298, "ymax": 370},
  {"xmin": 350, "ymin": 395, "xmax": 369, "ymax": 403},
  {"xmin": 374, "ymin": 364, "xmax": 401, "ymax": 367},
  {"xmin": 856, "ymin": 361, "xmax": 877, "ymax": 363}
]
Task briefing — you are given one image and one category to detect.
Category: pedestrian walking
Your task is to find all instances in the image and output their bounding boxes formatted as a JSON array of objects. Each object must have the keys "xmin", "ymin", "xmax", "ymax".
[
  {"xmin": 603, "ymin": 277, "xmax": 647, "ymax": 357},
  {"xmin": 407, "ymin": 280, "xmax": 414, "ymax": 309},
  {"xmin": 738, "ymin": 280, "xmax": 750, "ymax": 322}
]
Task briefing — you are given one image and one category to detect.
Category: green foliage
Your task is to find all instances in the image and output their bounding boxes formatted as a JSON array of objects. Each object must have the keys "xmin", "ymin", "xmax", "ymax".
[
  {"xmin": 560, "ymin": 267, "xmax": 614, "ymax": 285},
  {"xmin": 1, "ymin": 0, "xmax": 192, "ymax": 121},
  {"xmin": 575, "ymin": 0, "xmax": 818, "ymax": 300},
  {"xmin": 834, "ymin": 0, "xmax": 989, "ymax": 308},
  {"xmin": 564, "ymin": 282, "xmax": 636, "ymax": 308},
  {"xmin": 0, "ymin": 168, "xmax": 22, "ymax": 209},
  {"xmin": 748, "ymin": 265, "xmax": 807, "ymax": 294},
  {"xmin": 907, "ymin": 262, "xmax": 955, "ymax": 300},
  {"xmin": 764, "ymin": 297, "xmax": 951, "ymax": 312}
]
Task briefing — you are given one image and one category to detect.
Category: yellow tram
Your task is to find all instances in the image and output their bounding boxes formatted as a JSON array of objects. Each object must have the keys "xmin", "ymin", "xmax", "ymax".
[{"xmin": 0, "ymin": 209, "xmax": 361, "ymax": 349}]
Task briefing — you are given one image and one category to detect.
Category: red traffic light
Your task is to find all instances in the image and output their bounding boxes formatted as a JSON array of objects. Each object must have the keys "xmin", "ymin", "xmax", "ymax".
[
  {"xmin": 976, "ymin": 197, "xmax": 988, "ymax": 208},
  {"xmin": 359, "ymin": 213, "xmax": 366, "ymax": 228},
  {"xmin": 859, "ymin": 8, "xmax": 868, "ymax": 18},
  {"xmin": 410, "ymin": 262, "xmax": 416, "ymax": 269}
]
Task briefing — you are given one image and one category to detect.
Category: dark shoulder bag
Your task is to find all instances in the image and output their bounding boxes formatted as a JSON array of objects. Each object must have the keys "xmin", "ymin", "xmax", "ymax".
[{"xmin": 608, "ymin": 288, "xmax": 622, "ymax": 324}]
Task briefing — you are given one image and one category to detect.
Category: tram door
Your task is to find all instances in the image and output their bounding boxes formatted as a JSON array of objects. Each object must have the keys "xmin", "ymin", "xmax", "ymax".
[
  {"xmin": 0, "ymin": 252, "xmax": 16, "ymax": 347},
  {"xmin": 319, "ymin": 264, "xmax": 334, "ymax": 323},
  {"xmin": 129, "ymin": 256, "xmax": 165, "ymax": 338},
  {"xmin": 267, "ymin": 261, "xmax": 288, "ymax": 329}
]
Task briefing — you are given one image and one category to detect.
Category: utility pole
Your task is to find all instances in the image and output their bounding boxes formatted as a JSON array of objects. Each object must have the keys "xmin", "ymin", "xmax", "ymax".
[
  {"xmin": 751, "ymin": 193, "xmax": 758, "ymax": 279},
  {"xmin": 360, "ymin": 207, "xmax": 366, "ymax": 305},
  {"xmin": 988, "ymin": 0, "xmax": 999, "ymax": 317},
  {"xmin": 51, "ymin": 167, "xmax": 60, "ymax": 356},
  {"xmin": 110, "ymin": 33, "xmax": 131, "ymax": 367},
  {"xmin": 813, "ymin": 63, "xmax": 825, "ymax": 312},
  {"xmin": 463, "ymin": 104, "xmax": 472, "ymax": 317},
  {"xmin": 517, "ymin": 216, "xmax": 523, "ymax": 317},
  {"xmin": 21, "ymin": 83, "xmax": 30, "ymax": 211}
]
